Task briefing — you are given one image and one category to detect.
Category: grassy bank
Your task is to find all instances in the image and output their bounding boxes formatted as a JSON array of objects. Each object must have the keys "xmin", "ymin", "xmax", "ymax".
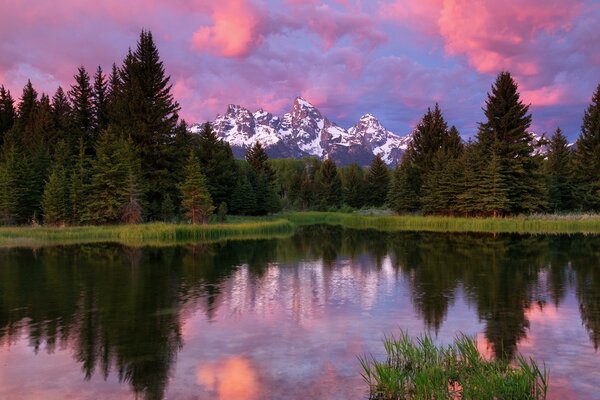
[
  {"xmin": 284, "ymin": 211, "xmax": 600, "ymax": 234},
  {"xmin": 2, "ymin": 211, "xmax": 600, "ymax": 247},
  {"xmin": 0, "ymin": 218, "xmax": 295, "ymax": 247},
  {"xmin": 360, "ymin": 332, "xmax": 548, "ymax": 399}
]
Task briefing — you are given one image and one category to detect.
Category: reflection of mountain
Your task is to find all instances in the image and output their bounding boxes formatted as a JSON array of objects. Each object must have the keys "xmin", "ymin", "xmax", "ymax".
[{"xmin": 0, "ymin": 230, "xmax": 600, "ymax": 398}]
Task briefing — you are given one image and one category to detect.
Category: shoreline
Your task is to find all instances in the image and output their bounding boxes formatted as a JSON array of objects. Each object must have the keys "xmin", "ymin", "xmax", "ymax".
[{"xmin": 2, "ymin": 212, "xmax": 600, "ymax": 247}]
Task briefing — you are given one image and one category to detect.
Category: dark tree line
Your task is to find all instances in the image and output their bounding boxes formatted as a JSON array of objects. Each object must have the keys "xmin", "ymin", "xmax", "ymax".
[
  {"xmin": 1, "ymin": 33, "xmax": 599, "ymax": 226},
  {"xmin": 0, "ymin": 30, "xmax": 280, "ymax": 226}
]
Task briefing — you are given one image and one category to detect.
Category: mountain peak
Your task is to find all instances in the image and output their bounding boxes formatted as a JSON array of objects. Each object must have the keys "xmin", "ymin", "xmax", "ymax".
[{"xmin": 293, "ymin": 96, "xmax": 316, "ymax": 109}]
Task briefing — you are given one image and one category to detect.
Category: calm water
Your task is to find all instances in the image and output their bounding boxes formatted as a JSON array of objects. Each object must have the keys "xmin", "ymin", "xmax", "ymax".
[{"xmin": 1, "ymin": 226, "xmax": 599, "ymax": 399}]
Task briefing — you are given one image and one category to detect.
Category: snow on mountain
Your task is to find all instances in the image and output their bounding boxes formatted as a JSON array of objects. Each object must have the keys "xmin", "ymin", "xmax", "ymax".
[{"xmin": 191, "ymin": 97, "xmax": 412, "ymax": 166}]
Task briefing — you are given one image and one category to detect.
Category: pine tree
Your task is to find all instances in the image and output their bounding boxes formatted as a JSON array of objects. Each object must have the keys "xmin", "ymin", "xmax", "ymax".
[
  {"xmin": 115, "ymin": 31, "xmax": 181, "ymax": 219},
  {"xmin": 366, "ymin": 155, "xmax": 390, "ymax": 207},
  {"xmin": 42, "ymin": 168, "xmax": 70, "ymax": 226},
  {"xmin": 341, "ymin": 164, "xmax": 364, "ymax": 209},
  {"xmin": 16, "ymin": 80, "xmax": 39, "ymax": 147},
  {"xmin": 546, "ymin": 128, "xmax": 574, "ymax": 211},
  {"xmin": 197, "ymin": 123, "xmax": 238, "ymax": 205},
  {"xmin": 388, "ymin": 160, "xmax": 420, "ymax": 213},
  {"xmin": 70, "ymin": 139, "xmax": 91, "ymax": 224},
  {"xmin": 573, "ymin": 84, "xmax": 600, "ymax": 211},
  {"xmin": 0, "ymin": 152, "xmax": 19, "ymax": 225},
  {"xmin": 159, "ymin": 194, "xmax": 176, "ymax": 222},
  {"xmin": 477, "ymin": 147, "xmax": 510, "ymax": 217},
  {"xmin": 92, "ymin": 66, "xmax": 109, "ymax": 134},
  {"xmin": 83, "ymin": 129, "xmax": 138, "ymax": 224},
  {"xmin": 121, "ymin": 167, "xmax": 143, "ymax": 224},
  {"xmin": 69, "ymin": 66, "xmax": 94, "ymax": 153},
  {"xmin": 246, "ymin": 142, "xmax": 273, "ymax": 177},
  {"xmin": 229, "ymin": 169, "xmax": 257, "ymax": 215},
  {"xmin": 179, "ymin": 151, "xmax": 214, "ymax": 224},
  {"xmin": 51, "ymin": 87, "xmax": 72, "ymax": 146},
  {"xmin": 42, "ymin": 140, "xmax": 71, "ymax": 225},
  {"xmin": 316, "ymin": 158, "xmax": 342, "ymax": 209},
  {"xmin": 476, "ymin": 71, "xmax": 545, "ymax": 214},
  {"xmin": 0, "ymin": 86, "xmax": 16, "ymax": 144}
]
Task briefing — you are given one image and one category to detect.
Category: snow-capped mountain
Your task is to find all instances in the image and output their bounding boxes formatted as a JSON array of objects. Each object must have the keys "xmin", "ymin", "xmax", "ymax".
[{"xmin": 190, "ymin": 97, "xmax": 412, "ymax": 166}]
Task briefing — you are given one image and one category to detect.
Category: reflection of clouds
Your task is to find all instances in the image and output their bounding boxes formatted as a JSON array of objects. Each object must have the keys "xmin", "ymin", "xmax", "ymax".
[{"xmin": 196, "ymin": 356, "xmax": 259, "ymax": 400}]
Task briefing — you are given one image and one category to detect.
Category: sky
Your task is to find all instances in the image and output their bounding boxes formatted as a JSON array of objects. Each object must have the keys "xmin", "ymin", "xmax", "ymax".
[{"xmin": 1, "ymin": 0, "xmax": 599, "ymax": 140}]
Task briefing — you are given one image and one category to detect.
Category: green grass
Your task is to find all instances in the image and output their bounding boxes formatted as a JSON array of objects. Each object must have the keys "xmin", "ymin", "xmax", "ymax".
[
  {"xmin": 2, "ymin": 211, "xmax": 600, "ymax": 247},
  {"xmin": 0, "ymin": 218, "xmax": 295, "ymax": 247},
  {"xmin": 359, "ymin": 332, "xmax": 548, "ymax": 400},
  {"xmin": 283, "ymin": 211, "xmax": 600, "ymax": 234}
]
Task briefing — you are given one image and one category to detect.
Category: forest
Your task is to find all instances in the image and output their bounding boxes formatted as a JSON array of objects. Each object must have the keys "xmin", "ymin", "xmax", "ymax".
[{"xmin": 0, "ymin": 30, "xmax": 599, "ymax": 226}]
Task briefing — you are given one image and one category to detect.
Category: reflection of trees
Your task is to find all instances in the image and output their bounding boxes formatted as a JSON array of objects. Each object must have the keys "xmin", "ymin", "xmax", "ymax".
[
  {"xmin": 1, "ymin": 229, "xmax": 600, "ymax": 398},
  {"xmin": 569, "ymin": 236, "xmax": 600, "ymax": 350}
]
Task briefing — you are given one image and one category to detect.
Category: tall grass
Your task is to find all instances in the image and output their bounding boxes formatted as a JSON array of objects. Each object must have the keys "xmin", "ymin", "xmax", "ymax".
[
  {"xmin": 0, "ymin": 219, "xmax": 295, "ymax": 247},
  {"xmin": 284, "ymin": 211, "xmax": 600, "ymax": 234},
  {"xmin": 359, "ymin": 332, "xmax": 548, "ymax": 400}
]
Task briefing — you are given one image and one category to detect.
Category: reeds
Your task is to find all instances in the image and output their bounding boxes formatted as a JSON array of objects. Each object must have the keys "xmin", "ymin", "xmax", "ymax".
[
  {"xmin": 284, "ymin": 211, "xmax": 600, "ymax": 234},
  {"xmin": 359, "ymin": 332, "xmax": 548, "ymax": 400},
  {"xmin": 0, "ymin": 219, "xmax": 295, "ymax": 247}
]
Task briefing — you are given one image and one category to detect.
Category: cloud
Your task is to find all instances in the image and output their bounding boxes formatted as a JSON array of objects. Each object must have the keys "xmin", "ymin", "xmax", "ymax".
[{"xmin": 191, "ymin": 0, "xmax": 266, "ymax": 58}]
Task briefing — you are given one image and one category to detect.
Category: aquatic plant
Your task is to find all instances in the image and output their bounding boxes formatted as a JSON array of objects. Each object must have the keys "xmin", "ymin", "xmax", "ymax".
[{"xmin": 359, "ymin": 332, "xmax": 548, "ymax": 400}]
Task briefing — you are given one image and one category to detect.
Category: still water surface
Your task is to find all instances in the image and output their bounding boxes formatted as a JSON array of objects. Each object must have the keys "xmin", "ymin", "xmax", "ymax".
[{"xmin": 0, "ymin": 226, "xmax": 599, "ymax": 399}]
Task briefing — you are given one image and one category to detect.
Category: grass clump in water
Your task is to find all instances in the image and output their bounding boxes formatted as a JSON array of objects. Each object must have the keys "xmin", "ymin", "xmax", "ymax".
[{"xmin": 359, "ymin": 332, "xmax": 548, "ymax": 400}]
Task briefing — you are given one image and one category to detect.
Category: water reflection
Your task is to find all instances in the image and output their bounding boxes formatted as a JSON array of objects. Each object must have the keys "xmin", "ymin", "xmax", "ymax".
[{"xmin": 0, "ymin": 227, "xmax": 599, "ymax": 399}]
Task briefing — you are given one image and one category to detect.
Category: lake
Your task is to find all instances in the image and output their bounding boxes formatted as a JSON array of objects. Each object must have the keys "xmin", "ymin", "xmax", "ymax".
[{"xmin": 0, "ymin": 226, "xmax": 599, "ymax": 399}]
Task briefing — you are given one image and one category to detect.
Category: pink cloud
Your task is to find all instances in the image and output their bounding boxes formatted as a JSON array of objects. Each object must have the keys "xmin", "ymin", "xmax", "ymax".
[{"xmin": 191, "ymin": 0, "xmax": 265, "ymax": 58}]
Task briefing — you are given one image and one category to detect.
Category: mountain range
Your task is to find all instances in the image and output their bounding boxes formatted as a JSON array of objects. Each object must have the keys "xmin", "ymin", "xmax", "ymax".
[{"xmin": 190, "ymin": 97, "xmax": 548, "ymax": 166}]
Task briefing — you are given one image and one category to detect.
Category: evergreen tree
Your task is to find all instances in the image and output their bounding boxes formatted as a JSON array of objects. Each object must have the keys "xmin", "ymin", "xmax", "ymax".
[
  {"xmin": 573, "ymin": 84, "xmax": 600, "ymax": 211},
  {"xmin": 179, "ymin": 151, "xmax": 214, "ymax": 224},
  {"xmin": 42, "ymin": 169, "xmax": 70, "ymax": 226},
  {"xmin": 246, "ymin": 142, "xmax": 274, "ymax": 177},
  {"xmin": 229, "ymin": 168, "xmax": 257, "ymax": 215},
  {"xmin": 197, "ymin": 123, "xmax": 238, "ymax": 205},
  {"xmin": 121, "ymin": 167, "xmax": 143, "ymax": 224},
  {"xmin": 341, "ymin": 164, "xmax": 364, "ymax": 209},
  {"xmin": 0, "ymin": 151, "xmax": 19, "ymax": 225},
  {"xmin": 159, "ymin": 194, "xmax": 176, "ymax": 222},
  {"xmin": 0, "ymin": 86, "xmax": 16, "ymax": 144},
  {"xmin": 316, "ymin": 158, "xmax": 342, "ymax": 209},
  {"xmin": 475, "ymin": 71, "xmax": 545, "ymax": 214},
  {"xmin": 366, "ymin": 155, "xmax": 390, "ymax": 207},
  {"xmin": 70, "ymin": 139, "xmax": 91, "ymax": 224},
  {"xmin": 83, "ymin": 129, "xmax": 139, "ymax": 224},
  {"xmin": 16, "ymin": 80, "xmax": 39, "ymax": 146},
  {"xmin": 115, "ymin": 31, "xmax": 181, "ymax": 219},
  {"xmin": 299, "ymin": 169, "xmax": 314, "ymax": 210},
  {"xmin": 546, "ymin": 128, "xmax": 574, "ymax": 211},
  {"xmin": 68, "ymin": 66, "xmax": 94, "ymax": 153},
  {"xmin": 388, "ymin": 160, "xmax": 420, "ymax": 213},
  {"xmin": 477, "ymin": 147, "xmax": 510, "ymax": 217},
  {"xmin": 42, "ymin": 140, "xmax": 71, "ymax": 225},
  {"xmin": 51, "ymin": 87, "xmax": 72, "ymax": 146},
  {"xmin": 92, "ymin": 66, "xmax": 109, "ymax": 134}
]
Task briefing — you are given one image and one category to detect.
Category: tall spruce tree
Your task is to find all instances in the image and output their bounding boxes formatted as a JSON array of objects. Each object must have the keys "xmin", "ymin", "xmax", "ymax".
[
  {"xmin": 546, "ymin": 128, "xmax": 574, "ymax": 211},
  {"xmin": 42, "ymin": 140, "xmax": 71, "ymax": 225},
  {"xmin": 16, "ymin": 80, "xmax": 39, "ymax": 147},
  {"xmin": 83, "ymin": 129, "xmax": 139, "ymax": 224},
  {"xmin": 51, "ymin": 87, "xmax": 72, "ymax": 146},
  {"xmin": 388, "ymin": 160, "xmax": 420, "ymax": 213},
  {"xmin": 0, "ymin": 86, "xmax": 16, "ymax": 145},
  {"xmin": 316, "ymin": 158, "xmax": 342, "ymax": 209},
  {"xmin": 245, "ymin": 142, "xmax": 279, "ymax": 214},
  {"xmin": 197, "ymin": 123, "xmax": 238, "ymax": 206},
  {"xmin": 68, "ymin": 66, "xmax": 94, "ymax": 153},
  {"xmin": 573, "ymin": 84, "xmax": 600, "ymax": 211},
  {"xmin": 70, "ymin": 139, "xmax": 91, "ymax": 224},
  {"xmin": 0, "ymin": 149, "xmax": 19, "ymax": 225},
  {"xmin": 92, "ymin": 66, "xmax": 109, "ymax": 134},
  {"xmin": 475, "ymin": 71, "xmax": 545, "ymax": 214},
  {"xmin": 116, "ymin": 31, "xmax": 181, "ymax": 219},
  {"xmin": 179, "ymin": 151, "xmax": 214, "ymax": 224},
  {"xmin": 229, "ymin": 167, "xmax": 257, "ymax": 215},
  {"xmin": 341, "ymin": 164, "xmax": 365, "ymax": 209},
  {"xmin": 366, "ymin": 155, "xmax": 390, "ymax": 207}
]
